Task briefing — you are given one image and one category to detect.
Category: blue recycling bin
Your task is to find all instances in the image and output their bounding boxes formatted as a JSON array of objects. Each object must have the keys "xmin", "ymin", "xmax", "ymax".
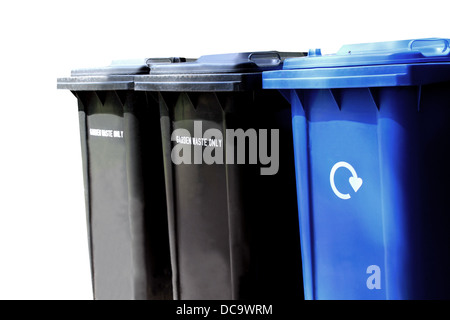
[{"xmin": 263, "ymin": 38, "xmax": 450, "ymax": 300}]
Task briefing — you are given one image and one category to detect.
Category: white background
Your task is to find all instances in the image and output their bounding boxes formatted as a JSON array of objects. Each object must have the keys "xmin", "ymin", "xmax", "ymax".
[{"xmin": 0, "ymin": 0, "xmax": 446, "ymax": 300}]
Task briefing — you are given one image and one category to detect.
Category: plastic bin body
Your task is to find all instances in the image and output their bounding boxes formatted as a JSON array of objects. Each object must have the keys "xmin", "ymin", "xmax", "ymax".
[
  {"xmin": 57, "ymin": 62, "xmax": 172, "ymax": 300},
  {"xmin": 135, "ymin": 52, "xmax": 305, "ymax": 300},
  {"xmin": 263, "ymin": 38, "xmax": 450, "ymax": 300}
]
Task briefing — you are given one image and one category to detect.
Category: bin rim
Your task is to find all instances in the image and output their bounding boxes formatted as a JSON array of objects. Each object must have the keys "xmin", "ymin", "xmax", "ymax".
[{"xmin": 282, "ymin": 38, "xmax": 450, "ymax": 70}]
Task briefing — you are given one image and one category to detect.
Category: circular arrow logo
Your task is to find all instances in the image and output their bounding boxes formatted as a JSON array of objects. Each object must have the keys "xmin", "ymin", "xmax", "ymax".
[{"xmin": 330, "ymin": 161, "xmax": 363, "ymax": 200}]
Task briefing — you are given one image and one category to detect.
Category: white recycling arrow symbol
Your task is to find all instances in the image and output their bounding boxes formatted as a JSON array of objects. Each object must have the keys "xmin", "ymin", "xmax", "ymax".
[{"xmin": 330, "ymin": 161, "xmax": 363, "ymax": 200}]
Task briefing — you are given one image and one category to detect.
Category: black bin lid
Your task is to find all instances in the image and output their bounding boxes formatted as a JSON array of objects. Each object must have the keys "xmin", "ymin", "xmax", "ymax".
[
  {"xmin": 135, "ymin": 51, "xmax": 306, "ymax": 92},
  {"xmin": 57, "ymin": 58, "xmax": 191, "ymax": 91}
]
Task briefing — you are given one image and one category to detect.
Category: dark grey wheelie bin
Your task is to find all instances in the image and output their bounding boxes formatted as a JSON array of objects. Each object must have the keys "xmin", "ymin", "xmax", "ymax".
[
  {"xmin": 57, "ymin": 59, "xmax": 174, "ymax": 300},
  {"xmin": 135, "ymin": 52, "xmax": 305, "ymax": 300}
]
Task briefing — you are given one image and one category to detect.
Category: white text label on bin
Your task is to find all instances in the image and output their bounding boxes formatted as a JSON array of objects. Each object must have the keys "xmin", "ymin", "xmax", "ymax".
[
  {"xmin": 366, "ymin": 265, "xmax": 381, "ymax": 290},
  {"xmin": 89, "ymin": 128, "xmax": 124, "ymax": 139}
]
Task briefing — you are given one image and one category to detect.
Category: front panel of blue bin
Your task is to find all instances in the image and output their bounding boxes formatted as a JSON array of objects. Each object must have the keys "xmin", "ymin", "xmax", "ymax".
[{"xmin": 290, "ymin": 84, "xmax": 450, "ymax": 300}]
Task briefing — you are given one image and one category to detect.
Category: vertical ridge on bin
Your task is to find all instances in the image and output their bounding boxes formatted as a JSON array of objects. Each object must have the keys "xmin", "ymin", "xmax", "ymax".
[
  {"xmin": 124, "ymin": 107, "xmax": 146, "ymax": 299},
  {"xmin": 417, "ymin": 85, "xmax": 423, "ymax": 112},
  {"xmin": 77, "ymin": 97, "xmax": 96, "ymax": 299},
  {"xmin": 375, "ymin": 90, "xmax": 389, "ymax": 298},
  {"xmin": 158, "ymin": 92, "xmax": 180, "ymax": 300},
  {"xmin": 219, "ymin": 92, "xmax": 251, "ymax": 300},
  {"xmin": 376, "ymin": 87, "xmax": 415, "ymax": 299},
  {"xmin": 291, "ymin": 89, "xmax": 315, "ymax": 300},
  {"xmin": 223, "ymin": 105, "xmax": 237, "ymax": 300}
]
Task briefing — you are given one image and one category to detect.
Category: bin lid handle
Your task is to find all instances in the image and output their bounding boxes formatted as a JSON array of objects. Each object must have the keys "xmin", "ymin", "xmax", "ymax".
[
  {"xmin": 248, "ymin": 52, "xmax": 282, "ymax": 67},
  {"xmin": 409, "ymin": 38, "xmax": 450, "ymax": 57},
  {"xmin": 146, "ymin": 57, "xmax": 188, "ymax": 65}
]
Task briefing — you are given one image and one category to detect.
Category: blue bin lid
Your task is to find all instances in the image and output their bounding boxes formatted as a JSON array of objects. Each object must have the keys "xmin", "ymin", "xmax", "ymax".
[
  {"xmin": 263, "ymin": 38, "xmax": 450, "ymax": 89},
  {"xmin": 284, "ymin": 38, "xmax": 450, "ymax": 69}
]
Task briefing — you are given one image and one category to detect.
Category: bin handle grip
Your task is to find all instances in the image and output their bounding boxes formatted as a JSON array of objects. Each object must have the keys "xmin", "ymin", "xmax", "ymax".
[
  {"xmin": 409, "ymin": 38, "xmax": 450, "ymax": 57},
  {"xmin": 146, "ymin": 57, "xmax": 187, "ymax": 66},
  {"xmin": 248, "ymin": 52, "xmax": 282, "ymax": 67}
]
